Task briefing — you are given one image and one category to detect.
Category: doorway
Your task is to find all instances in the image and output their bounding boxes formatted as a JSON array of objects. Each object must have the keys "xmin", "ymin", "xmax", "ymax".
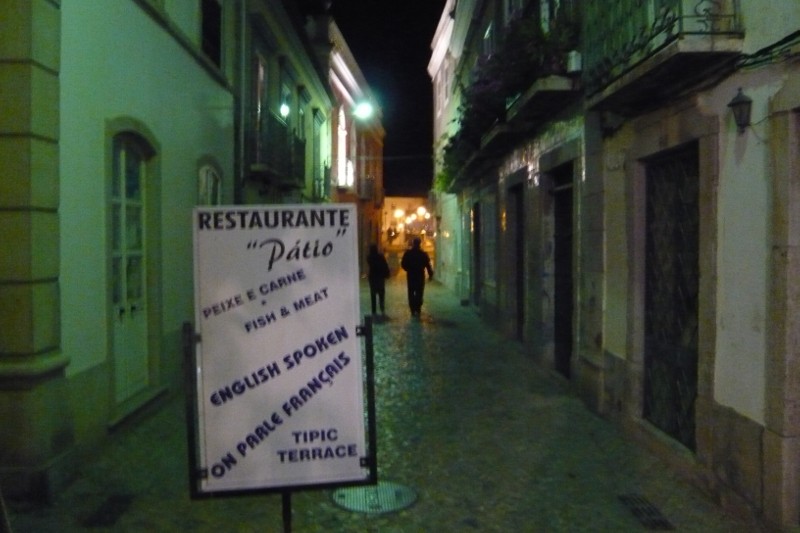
[
  {"xmin": 111, "ymin": 133, "xmax": 152, "ymax": 404},
  {"xmin": 471, "ymin": 202, "xmax": 481, "ymax": 304},
  {"xmin": 551, "ymin": 163, "xmax": 573, "ymax": 378},
  {"xmin": 642, "ymin": 142, "xmax": 699, "ymax": 450},
  {"xmin": 508, "ymin": 183, "xmax": 525, "ymax": 339}
]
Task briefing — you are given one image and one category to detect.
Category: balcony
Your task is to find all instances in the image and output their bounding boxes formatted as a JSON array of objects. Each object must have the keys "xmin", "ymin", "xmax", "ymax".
[
  {"xmin": 249, "ymin": 111, "xmax": 306, "ymax": 190},
  {"xmin": 583, "ymin": 0, "xmax": 743, "ymax": 114},
  {"xmin": 481, "ymin": 73, "xmax": 581, "ymax": 153},
  {"xmin": 440, "ymin": 9, "xmax": 582, "ymax": 193}
]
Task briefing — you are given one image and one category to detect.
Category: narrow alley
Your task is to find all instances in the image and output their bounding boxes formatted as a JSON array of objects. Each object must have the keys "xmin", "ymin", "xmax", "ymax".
[{"xmin": 7, "ymin": 277, "xmax": 758, "ymax": 532}]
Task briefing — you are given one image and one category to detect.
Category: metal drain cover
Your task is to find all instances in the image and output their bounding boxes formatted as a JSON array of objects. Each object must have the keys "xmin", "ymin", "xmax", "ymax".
[
  {"xmin": 618, "ymin": 493, "xmax": 674, "ymax": 530},
  {"xmin": 332, "ymin": 481, "xmax": 417, "ymax": 514}
]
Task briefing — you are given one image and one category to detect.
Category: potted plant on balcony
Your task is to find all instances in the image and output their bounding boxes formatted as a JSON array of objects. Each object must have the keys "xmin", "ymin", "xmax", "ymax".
[
  {"xmin": 438, "ymin": 7, "xmax": 581, "ymax": 189},
  {"xmin": 501, "ymin": 6, "xmax": 581, "ymax": 98}
]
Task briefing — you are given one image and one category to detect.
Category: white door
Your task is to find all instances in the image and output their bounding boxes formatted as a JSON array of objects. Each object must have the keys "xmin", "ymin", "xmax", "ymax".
[{"xmin": 111, "ymin": 135, "xmax": 150, "ymax": 404}]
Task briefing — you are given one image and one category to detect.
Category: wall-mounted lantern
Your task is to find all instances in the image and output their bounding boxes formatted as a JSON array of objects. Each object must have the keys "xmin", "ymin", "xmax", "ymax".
[{"xmin": 727, "ymin": 88, "xmax": 752, "ymax": 134}]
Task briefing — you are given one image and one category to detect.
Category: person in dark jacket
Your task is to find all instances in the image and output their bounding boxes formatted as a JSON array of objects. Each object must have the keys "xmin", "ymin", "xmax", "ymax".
[
  {"xmin": 400, "ymin": 237, "xmax": 433, "ymax": 316},
  {"xmin": 367, "ymin": 244, "xmax": 390, "ymax": 316}
]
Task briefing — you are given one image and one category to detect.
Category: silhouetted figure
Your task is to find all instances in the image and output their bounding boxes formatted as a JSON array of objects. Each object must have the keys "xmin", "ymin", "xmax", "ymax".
[
  {"xmin": 400, "ymin": 237, "xmax": 433, "ymax": 316},
  {"xmin": 367, "ymin": 244, "xmax": 390, "ymax": 316}
]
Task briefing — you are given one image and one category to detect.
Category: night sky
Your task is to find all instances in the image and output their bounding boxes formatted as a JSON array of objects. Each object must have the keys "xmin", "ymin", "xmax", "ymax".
[{"xmin": 330, "ymin": 0, "xmax": 446, "ymax": 197}]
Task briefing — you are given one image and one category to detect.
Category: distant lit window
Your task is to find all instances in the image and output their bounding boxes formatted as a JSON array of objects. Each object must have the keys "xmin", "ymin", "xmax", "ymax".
[
  {"xmin": 337, "ymin": 107, "xmax": 347, "ymax": 187},
  {"xmin": 345, "ymin": 159, "xmax": 355, "ymax": 188},
  {"xmin": 201, "ymin": 0, "xmax": 222, "ymax": 67}
]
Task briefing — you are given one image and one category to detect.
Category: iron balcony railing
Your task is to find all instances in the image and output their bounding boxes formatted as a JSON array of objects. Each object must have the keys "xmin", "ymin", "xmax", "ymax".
[
  {"xmin": 313, "ymin": 165, "xmax": 331, "ymax": 201},
  {"xmin": 251, "ymin": 111, "xmax": 306, "ymax": 189},
  {"xmin": 583, "ymin": 0, "xmax": 742, "ymax": 96}
]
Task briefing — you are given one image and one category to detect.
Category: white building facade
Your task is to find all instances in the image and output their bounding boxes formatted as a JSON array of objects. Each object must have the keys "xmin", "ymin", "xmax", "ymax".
[{"xmin": 0, "ymin": 0, "xmax": 377, "ymax": 502}]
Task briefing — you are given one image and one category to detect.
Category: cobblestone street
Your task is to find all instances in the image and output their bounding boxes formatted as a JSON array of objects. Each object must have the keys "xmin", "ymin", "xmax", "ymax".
[{"xmin": 7, "ymin": 276, "xmax": 760, "ymax": 532}]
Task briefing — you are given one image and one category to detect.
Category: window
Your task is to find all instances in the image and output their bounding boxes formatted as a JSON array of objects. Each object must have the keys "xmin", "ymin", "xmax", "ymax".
[
  {"xmin": 298, "ymin": 106, "xmax": 306, "ymax": 139},
  {"xmin": 312, "ymin": 108, "xmax": 324, "ymax": 198},
  {"xmin": 482, "ymin": 22, "xmax": 495, "ymax": 56},
  {"xmin": 337, "ymin": 107, "xmax": 348, "ymax": 187},
  {"xmin": 111, "ymin": 133, "xmax": 149, "ymax": 322},
  {"xmin": 541, "ymin": 1, "xmax": 551, "ymax": 33},
  {"xmin": 504, "ymin": 0, "xmax": 524, "ymax": 25},
  {"xmin": 347, "ymin": 120, "xmax": 357, "ymax": 188},
  {"xmin": 280, "ymin": 83, "xmax": 292, "ymax": 123},
  {"xmin": 201, "ymin": 0, "xmax": 222, "ymax": 67},
  {"xmin": 296, "ymin": 86, "xmax": 310, "ymax": 141},
  {"xmin": 254, "ymin": 52, "xmax": 268, "ymax": 154},
  {"xmin": 541, "ymin": 0, "xmax": 562, "ymax": 33},
  {"xmin": 198, "ymin": 164, "xmax": 221, "ymax": 205}
]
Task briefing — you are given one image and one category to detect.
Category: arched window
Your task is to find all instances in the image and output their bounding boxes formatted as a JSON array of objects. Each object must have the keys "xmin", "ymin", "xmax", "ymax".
[{"xmin": 111, "ymin": 133, "xmax": 152, "ymax": 311}]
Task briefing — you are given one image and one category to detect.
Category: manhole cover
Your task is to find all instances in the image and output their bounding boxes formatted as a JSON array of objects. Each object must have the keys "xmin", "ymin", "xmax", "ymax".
[{"xmin": 332, "ymin": 481, "xmax": 417, "ymax": 514}]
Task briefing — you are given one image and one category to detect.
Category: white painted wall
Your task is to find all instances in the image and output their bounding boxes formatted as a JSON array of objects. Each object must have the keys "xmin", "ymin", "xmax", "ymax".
[
  {"xmin": 164, "ymin": 0, "xmax": 201, "ymax": 46},
  {"xmin": 740, "ymin": 2, "xmax": 800, "ymax": 54},
  {"xmin": 434, "ymin": 192, "xmax": 462, "ymax": 292},
  {"xmin": 712, "ymin": 77, "xmax": 783, "ymax": 425},
  {"xmin": 602, "ymin": 142, "xmax": 630, "ymax": 360},
  {"xmin": 60, "ymin": 0, "xmax": 234, "ymax": 376}
]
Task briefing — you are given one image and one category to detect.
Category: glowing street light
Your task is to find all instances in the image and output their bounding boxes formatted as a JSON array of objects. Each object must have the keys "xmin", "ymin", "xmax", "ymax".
[
  {"xmin": 354, "ymin": 101, "xmax": 374, "ymax": 120},
  {"xmin": 279, "ymin": 102, "xmax": 290, "ymax": 118}
]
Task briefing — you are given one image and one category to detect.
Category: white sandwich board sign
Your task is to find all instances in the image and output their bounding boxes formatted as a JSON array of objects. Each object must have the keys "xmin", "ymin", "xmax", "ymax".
[{"xmin": 190, "ymin": 204, "xmax": 372, "ymax": 495}]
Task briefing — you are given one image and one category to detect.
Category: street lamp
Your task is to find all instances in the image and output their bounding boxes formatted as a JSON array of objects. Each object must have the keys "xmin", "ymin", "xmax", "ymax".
[
  {"xmin": 728, "ymin": 88, "xmax": 752, "ymax": 134},
  {"xmin": 354, "ymin": 101, "xmax": 374, "ymax": 120}
]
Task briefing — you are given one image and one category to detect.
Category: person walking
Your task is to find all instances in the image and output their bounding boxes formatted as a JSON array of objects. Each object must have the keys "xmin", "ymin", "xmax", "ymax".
[
  {"xmin": 400, "ymin": 237, "xmax": 433, "ymax": 317},
  {"xmin": 367, "ymin": 244, "xmax": 390, "ymax": 317}
]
